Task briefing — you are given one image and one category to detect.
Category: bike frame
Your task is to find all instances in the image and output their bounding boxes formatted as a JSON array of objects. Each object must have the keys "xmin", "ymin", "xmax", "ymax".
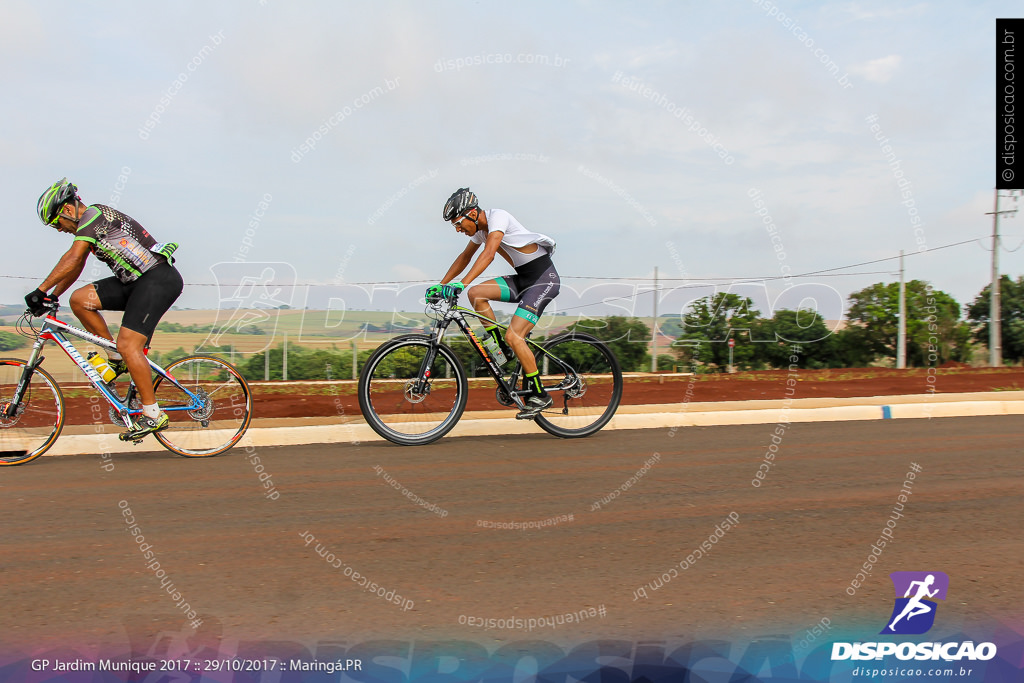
[
  {"xmin": 416, "ymin": 300, "xmax": 570, "ymax": 409},
  {"xmin": 6, "ymin": 311, "xmax": 204, "ymax": 427}
]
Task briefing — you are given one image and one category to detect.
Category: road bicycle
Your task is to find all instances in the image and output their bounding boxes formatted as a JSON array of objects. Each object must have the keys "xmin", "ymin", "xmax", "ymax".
[
  {"xmin": 357, "ymin": 290, "xmax": 623, "ymax": 445},
  {"xmin": 0, "ymin": 304, "xmax": 252, "ymax": 466}
]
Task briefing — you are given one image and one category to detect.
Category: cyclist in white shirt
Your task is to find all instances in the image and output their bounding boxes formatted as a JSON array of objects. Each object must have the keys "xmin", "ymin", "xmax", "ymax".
[{"xmin": 429, "ymin": 188, "xmax": 560, "ymax": 418}]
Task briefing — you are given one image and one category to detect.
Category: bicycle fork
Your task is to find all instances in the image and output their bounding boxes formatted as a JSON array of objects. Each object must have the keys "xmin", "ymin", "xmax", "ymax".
[{"xmin": 2, "ymin": 338, "xmax": 48, "ymax": 419}]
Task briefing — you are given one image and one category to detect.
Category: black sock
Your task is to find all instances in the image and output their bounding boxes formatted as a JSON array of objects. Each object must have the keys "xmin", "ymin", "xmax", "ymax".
[{"xmin": 525, "ymin": 371, "xmax": 545, "ymax": 396}]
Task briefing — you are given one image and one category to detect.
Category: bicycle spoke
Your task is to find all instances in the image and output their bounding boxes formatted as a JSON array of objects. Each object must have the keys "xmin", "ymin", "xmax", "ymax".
[
  {"xmin": 153, "ymin": 356, "xmax": 251, "ymax": 457},
  {"xmin": 358, "ymin": 337, "xmax": 468, "ymax": 445},
  {"xmin": 533, "ymin": 333, "xmax": 623, "ymax": 438}
]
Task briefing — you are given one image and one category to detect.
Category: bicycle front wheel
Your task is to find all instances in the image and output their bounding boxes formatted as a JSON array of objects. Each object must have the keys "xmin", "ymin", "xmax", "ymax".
[
  {"xmin": 358, "ymin": 336, "xmax": 468, "ymax": 445},
  {"xmin": 153, "ymin": 355, "xmax": 252, "ymax": 457},
  {"xmin": 533, "ymin": 332, "xmax": 623, "ymax": 438},
  {"xmin": 0, "ymin": 359, "xmax": 65, "ymax": 466}
]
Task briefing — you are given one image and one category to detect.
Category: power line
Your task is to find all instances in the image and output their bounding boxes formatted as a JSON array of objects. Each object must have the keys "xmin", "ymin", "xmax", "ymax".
[{"xmin": 0, "ymin": 235, "xmax": 988, "ymax": 289}]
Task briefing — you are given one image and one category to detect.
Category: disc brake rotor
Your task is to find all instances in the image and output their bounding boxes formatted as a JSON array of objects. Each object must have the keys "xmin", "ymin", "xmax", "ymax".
[
  {"xmin": 0, "ymin": 401, "xmax": 24, "ymax": 426},
  {"xmin": 566, "ymin": 375, "xmax": 587, "ymax": 399},
  {"xmin": 404, "ymin": 379, "xmax": 429, "ymax": 404}
]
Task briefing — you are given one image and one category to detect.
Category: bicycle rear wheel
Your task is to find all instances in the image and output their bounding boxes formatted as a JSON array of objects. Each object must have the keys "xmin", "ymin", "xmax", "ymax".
[
  {"xmin": 0, "ymin": 359, "xmax": 65, "ymax": 466},
  {"xmin": 358, "ymin": 336, "xmax": 468, "ymax": 445},
  {"xmin": 533, "ymin": 332, "xmax": 623, "ymax": 438},
  {"xmin": 152, "ymin": 355, "xmax": 252, "ymax": 457}
]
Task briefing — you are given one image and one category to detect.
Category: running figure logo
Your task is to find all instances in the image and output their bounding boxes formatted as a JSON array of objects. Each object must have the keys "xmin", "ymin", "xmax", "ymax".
[{"xmin": 881, "ymin": 571, "xmax": 949, "ymax": 635}]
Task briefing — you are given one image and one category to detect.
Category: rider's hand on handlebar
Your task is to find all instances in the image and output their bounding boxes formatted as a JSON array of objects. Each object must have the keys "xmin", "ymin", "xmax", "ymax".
[
  {"xmin": 25, "ymin": 288, "xmax": 58, "ymax": 316},
  {"xmin": 425, "ymin": 281, "xmax": 464, "ymax": 304}
]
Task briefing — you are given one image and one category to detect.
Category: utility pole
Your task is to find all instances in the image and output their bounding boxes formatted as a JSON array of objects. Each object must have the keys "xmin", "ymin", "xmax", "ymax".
[
  {"xmin": 283, "ymin": 333, "xmax": 288, "ymax": 381},
  {"xmin": 985, "ymin": 190, "xmax": 1021, "ymax": 367},
  {"xmin": 352, "ymin": 339, "xmax": 358, "ymax": 380},
  {"xmin": 651, "ymin": 266, "xmax": 658, "ymax": 372},
  {"xmin": 897, "ymin": 250, "xmax": 906, "ymax": 369}
]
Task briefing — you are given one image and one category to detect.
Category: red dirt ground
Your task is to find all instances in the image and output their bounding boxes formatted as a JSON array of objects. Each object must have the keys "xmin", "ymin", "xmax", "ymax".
[{"xmin": 56, "ymin": 366, "xmax": 1024, "ymax": 424}]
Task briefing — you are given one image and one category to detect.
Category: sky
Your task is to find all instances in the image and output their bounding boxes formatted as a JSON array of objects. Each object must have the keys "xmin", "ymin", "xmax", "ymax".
[{"xmin": 1, "ymin": 0, "xmax": 1021, "ymax": 323}]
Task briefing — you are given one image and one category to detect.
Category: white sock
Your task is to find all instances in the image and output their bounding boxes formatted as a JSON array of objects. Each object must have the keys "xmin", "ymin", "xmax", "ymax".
[{"xmin": 142, "ymin": 403, "xmax": 161, "ymax": 419}]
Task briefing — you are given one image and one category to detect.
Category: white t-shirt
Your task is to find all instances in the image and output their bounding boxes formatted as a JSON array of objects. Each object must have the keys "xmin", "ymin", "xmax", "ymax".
[{"xmin": 470, "ymin": 209, "xmax": 556, "ymax": 267}]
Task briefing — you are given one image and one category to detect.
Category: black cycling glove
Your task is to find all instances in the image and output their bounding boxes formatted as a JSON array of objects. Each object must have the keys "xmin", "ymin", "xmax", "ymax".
[{"xmin": 25, "ymin": 288, "xmax": 57, "ymax": 316}]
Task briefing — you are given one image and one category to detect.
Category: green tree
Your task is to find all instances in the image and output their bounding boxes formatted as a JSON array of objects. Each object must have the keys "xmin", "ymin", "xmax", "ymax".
[
  {"xmin": 846, "ymin": 280, "xmax": 970, "ymax": 366},
  {"xmin": 674, "ymin": 293, "xmax": 761, "ymax": 370},
  {"xmin": 966, "ymin": 275, "xmax": 1024, "ymax": 363},
  {"xmin": 752, "ymin": 309, "xmax": 840, "ymax": 368},
  {"xmin": 0, "ymin": 330, "xmax": 25, "ymax": 351},
  {"xmin": 561, "ymin": 316, "xmax": 651, "ymax": 371}
]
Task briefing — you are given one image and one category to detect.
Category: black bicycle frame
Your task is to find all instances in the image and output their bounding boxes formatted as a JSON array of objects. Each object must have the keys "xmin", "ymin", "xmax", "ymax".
[
  {"xmin": 6, "ymin": 313, "xmax": 204, "ymax": 426},
  {"xmin": 414, "ymin": 303, "xmax": 568, "ymax": 408}
]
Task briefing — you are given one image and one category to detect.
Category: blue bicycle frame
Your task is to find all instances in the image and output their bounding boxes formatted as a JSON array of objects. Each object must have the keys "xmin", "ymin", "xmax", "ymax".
[{"xmin": 11, "ymin": 311, "xmax": 205, "ymax": 427}]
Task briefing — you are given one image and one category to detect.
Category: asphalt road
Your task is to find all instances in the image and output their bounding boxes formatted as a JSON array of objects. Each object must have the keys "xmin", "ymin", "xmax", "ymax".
[{"xmin": 2, "ymin": 416, "xmax": 1022, "ymax": 659}]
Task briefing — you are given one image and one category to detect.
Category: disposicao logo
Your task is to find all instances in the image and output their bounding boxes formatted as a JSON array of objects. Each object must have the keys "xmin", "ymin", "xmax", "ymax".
[
  {"xmin": 881, "ymin": 571, "xmax": 948, "ymax": 635},
  {"xmin": 831, "ymin": 571, "xmax": 998, "ymax": 663}
]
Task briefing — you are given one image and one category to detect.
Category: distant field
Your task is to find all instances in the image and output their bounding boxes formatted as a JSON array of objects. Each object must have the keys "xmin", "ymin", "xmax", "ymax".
[{"xmin": 0, "ymin": 308, "xmax": 578, "ymax": 382}]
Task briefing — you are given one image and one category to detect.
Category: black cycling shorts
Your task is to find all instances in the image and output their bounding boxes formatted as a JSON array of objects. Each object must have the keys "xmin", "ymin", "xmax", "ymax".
[
  {"xmin": 93, "ymin": 262, "xmax": 184, "ymax": 340},
  {"xmin": 493, "ymin": 254, "xmax": 560, "ymax": 325}
]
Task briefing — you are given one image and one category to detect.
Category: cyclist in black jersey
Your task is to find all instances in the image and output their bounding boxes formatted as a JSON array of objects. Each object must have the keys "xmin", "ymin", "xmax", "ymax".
[
  {"xmin": 430, "ymin": 188, "xmax": 561, "ymax": 418},
  {"xmin": 27, "ymin": 178, "xmax": 183, "ymax": 440}
]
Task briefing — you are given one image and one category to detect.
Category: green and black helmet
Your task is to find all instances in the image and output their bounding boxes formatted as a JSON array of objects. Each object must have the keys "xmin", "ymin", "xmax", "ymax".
[
  {"xmin": 37, "ymin": 177, "xmax": 79, "ymax": 226},
  {"xmin": 442, "ymin": 187, "xmax": 478, "ymax": 222}
]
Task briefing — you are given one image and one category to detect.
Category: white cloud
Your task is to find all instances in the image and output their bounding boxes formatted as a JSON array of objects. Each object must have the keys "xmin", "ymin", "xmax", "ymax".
[{"xmin": 851, "ymin": 54, "xmax": 903, "ymax": 82}]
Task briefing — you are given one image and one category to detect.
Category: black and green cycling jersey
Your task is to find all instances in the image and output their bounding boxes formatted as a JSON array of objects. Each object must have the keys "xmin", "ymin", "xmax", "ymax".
[{"xmin": 73, "ymin": 204, "xmax": 178, "ymax": 283}]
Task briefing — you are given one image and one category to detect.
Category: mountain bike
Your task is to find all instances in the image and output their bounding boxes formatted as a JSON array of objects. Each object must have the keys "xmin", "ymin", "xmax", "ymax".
[
  {"xmin": 0, "ymin": 304, "xmax": 252, "ymax": 466},
  {"xmin": 357, "ymin": 290, "xmax": 623, "ymax": 445}
]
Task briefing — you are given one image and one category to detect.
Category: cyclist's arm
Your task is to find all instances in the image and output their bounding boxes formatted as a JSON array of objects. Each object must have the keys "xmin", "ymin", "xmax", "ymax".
[
  {"xmin": 39, "ymin": 240, "xmax": 91, "ymax": 297},
  {"xmin": 460, "ymin": 230, "xmax": 504, "ymax": 285},
  {"xmin": 440, "ymin": 241, "xmax": 480, "ymax": 284}
]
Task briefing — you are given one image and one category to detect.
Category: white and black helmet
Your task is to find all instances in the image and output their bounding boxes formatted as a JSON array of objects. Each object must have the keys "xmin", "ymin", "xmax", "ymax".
[{"xmin": 442, "ymin": 187, "xmax": 478, "ymax": 221}]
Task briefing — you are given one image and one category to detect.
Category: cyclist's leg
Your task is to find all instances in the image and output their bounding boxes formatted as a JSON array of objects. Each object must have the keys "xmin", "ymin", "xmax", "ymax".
[
  {"xmin": 117, "ymin": 327, "xmax": 155, "ymax": 403},
  {"xmin": 506, "ymin": 269, "xmax": 560, "ymax": 383},
  {"xmin": 465, "ymin": 279, "xmax": 505, "ymax": 321},
  {"xmin": 69, "ymin": 281, "xmax": 118, "ymax": 342},
  {"xmin": 116, "ymin": 264, "xmax": 184, "ymax": 409},
  {"xmin": 506, "ymin": 315, "xmax": 539, "ymax": 374}
]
